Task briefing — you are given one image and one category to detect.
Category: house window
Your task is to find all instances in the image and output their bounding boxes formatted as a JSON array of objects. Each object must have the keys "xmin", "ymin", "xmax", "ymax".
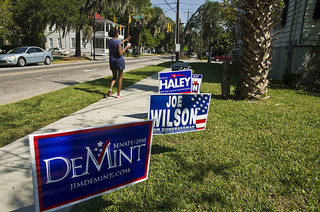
[
  {"xmin": 96, "ymin": 23, "xmax": 104, "ymax": 31},
  {"xmin": 96, "ymin": 39, "xmax": 104, "ymax": 48},
  {"xmin": 313, "ymin": 0, "xmax": 320, "ymax": 19},
  {"xmin": 281, "ymin": 0, "xmax": 290, "ymax": 26},
  {"xmin": 57, "ymin": 38, "xmax": 62, "ymax": 48},
  {"xmin": 48, "ymin": 26, "xmax": 53, "ymax": 32},
  {"xmin": 71, "ymin": 38, "xmax": 76, "ymax": 48},
  {"xmin": 49, "ymin": 38, "xmax": 53, "ymax": 48}
]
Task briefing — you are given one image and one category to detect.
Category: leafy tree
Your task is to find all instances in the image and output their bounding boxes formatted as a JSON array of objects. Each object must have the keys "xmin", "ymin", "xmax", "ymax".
[
  {"xmin": 9, "ymin": 0, "xmax": 85, "ymax": 50},
  {"xmin": 182, "ymin": 2, "xmax": 233, "ymax": 58},
  {"xmin": 0, "ymin": 0, "xmax": 20, "ymax": 48},
  {"xmin": 143, "ymin": 6, "xmax": 171, "ymax": 52},
  {"xmin": 10, "ymin": 0, "xmax": 49, "ymax": 47}
]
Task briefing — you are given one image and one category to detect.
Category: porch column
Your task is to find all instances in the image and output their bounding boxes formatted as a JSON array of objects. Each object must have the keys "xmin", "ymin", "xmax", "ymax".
[
  {"xmin": 104, "ymin": 38, "xmax": 107, "ymax": 53},
  {"xmin": 104, "ymin": 22, "xmax": 107, "ymax": 36}
]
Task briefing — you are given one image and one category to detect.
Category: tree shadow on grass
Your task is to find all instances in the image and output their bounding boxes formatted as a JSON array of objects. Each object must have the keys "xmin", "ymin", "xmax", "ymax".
[
  {"xmin": 52, "ymin": 80, "xmax": 80, "ymax": 86},
  {"xmin": 151, "ymin": 144, "xmax": 176, "ymax": 155},
  {"xmin": 74, "ymin": 87, "xmax": 106, "ymax": 96},
  {"xmin": 296, "ymin": 90, "xmax": 320, "ymax": 98},
  {"xmin": 71, "ymin": 197, "xmax": 113, "ymax": 212},
  {"xmin": 169, "ymin": 152, "xmax": 235, "ymax": 183},
  {"xmin": 270, "ymin": 81, "xmax": 320, "ymax": 98},
  {"xmin": 190, "ymin": 62, "xmax": 240, "ymax": 86}
]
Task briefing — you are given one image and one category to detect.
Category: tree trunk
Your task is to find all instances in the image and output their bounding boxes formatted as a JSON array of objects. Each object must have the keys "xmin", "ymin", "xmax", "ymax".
[
  {"xmin": 234, "ymin": 1, "xmax": 282, "ymax": 100},
  {"xmin": 75, "ymin": 27, "xmax": 81, "ymax": 57},
  {"xmin": 137, "ymin": 30, "xmax": 141, "ymax": 55}
]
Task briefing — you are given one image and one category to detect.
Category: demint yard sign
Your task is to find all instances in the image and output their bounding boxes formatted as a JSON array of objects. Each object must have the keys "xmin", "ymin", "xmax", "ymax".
[{"xmin": 29, "ymin": 120, "xmax": 153, "ymax": 212}]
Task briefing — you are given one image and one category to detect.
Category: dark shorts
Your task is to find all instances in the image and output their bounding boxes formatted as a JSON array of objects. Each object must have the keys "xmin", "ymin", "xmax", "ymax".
[{"xmin": 109, "ymin": 58, "xmax": 125, "ymax": 70}]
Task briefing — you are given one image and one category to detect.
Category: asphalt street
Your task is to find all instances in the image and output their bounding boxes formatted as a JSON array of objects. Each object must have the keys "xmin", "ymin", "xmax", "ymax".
[{"xmin": 0, "ymin": 55, "xmax": 173, "ymax": 105}]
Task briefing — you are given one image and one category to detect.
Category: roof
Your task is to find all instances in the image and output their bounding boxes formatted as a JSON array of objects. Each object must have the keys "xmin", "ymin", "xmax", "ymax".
[
  {"xmin": 91, "ymin": 12, "xmax": 126, "ymax": 28},
  {"xmin": 94, "ymin": 12, "xmax": 104, "ymax": 20}
]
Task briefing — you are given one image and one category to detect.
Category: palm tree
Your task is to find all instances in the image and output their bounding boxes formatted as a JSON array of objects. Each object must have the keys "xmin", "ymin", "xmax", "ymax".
[{"xmin": 234, "ymin": 0, "xmax": 283, "ymax": 100}]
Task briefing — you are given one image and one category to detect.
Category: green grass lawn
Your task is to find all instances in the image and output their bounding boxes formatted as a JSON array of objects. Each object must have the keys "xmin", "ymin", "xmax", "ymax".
[
  {"xmin": 1, "ymin": 62, "xmax": 319, "ymax": 211},
  {"xmin": 71, "ymin": 63, "xmax": 320, "ymax": 211}
]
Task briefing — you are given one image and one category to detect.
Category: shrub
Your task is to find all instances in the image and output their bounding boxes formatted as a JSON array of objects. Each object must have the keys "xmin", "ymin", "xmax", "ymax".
[{"xmin": 283, "ymin": 72, "xmax": 303, "ymax": 89}]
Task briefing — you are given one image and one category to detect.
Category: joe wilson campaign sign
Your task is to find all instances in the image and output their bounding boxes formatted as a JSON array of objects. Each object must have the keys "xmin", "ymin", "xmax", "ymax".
[
  {"xmin": 29, "ymin": 120, "xmax": 153, "ymax": 212},
  {"xmin": 148, "ymin": 94, "xmax": 211, "ymax": 134},
  {"xmin": 192, "ymin": 74, "xmax": 203, "ymax": 93},
  {"xmin": 158, "ymin": 70, "xmax": 192, "ymax": 94}
]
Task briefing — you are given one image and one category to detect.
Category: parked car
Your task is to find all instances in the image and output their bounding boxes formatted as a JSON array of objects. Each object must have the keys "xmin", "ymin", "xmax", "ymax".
[
  {"xmin": 49, "ymin": 47, "xmax": 69, "ymax": 56},
  {"xmin": 0, "ymin": 46, "xmax": 53, "ymax": 67},
  {"xmin": 212, "ymin": 54, "xmax": 232, "ymax": 62}
]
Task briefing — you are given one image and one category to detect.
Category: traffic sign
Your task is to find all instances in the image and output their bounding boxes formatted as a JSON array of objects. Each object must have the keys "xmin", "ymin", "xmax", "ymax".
[{"xmin": 133, "ymin": 15, "xmax": 143, "ymax": 19}]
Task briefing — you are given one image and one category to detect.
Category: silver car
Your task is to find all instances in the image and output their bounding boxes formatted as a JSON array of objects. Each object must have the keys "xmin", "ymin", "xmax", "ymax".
[{"xmin": 0, "ymin": 46, "xmax": 53, "ymax": 67}]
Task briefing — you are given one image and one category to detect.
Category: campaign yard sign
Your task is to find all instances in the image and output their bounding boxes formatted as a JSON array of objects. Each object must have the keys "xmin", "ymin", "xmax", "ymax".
[
  {"xmin": 158, "ymin": 70, "xmax": 192, "ymax": 94},
  {"xmin": 29, "ymin": 120, "xmax": 153, "ymax": 212},
  {"xmin": 148, "ymin": 94, "xmax": 211, "ymax": 134},
  {"xmin": 192, "ymin": 74, "xmax": 203, "ymax": 93}
]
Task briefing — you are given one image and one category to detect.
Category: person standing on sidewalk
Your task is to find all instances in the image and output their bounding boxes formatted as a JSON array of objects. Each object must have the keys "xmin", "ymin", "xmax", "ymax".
[{"xmin": 106, "ymin": 28, "xmax": 131, "ymax": 98}]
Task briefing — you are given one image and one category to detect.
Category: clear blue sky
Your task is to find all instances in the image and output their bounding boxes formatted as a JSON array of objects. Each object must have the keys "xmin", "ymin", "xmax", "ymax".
[{"xmin": 150, "ymin": 0, "xmax": 223, "ymax": 25}]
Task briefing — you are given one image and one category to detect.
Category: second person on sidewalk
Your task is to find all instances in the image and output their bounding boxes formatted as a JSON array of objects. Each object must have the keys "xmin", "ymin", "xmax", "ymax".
[{"xmin": 106, "ymin": 28, "xmax": 131, "ymax": 98}]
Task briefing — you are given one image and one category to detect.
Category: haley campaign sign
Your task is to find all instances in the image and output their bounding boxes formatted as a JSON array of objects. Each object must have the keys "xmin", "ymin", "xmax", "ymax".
[
  {"xmin": 192, "ymin": 74, "xmax": 203, "ymax": 93},
  {"xmin": 29, "ymin": 120, "xmax": 153, "ymax": 212},
  {"xmin": 148, "ymin": 94, "xmax": 211, "ymax": 134},
  {"xmin": 158, "ymin": 70, "xmax": 192, "ymax": 94}
]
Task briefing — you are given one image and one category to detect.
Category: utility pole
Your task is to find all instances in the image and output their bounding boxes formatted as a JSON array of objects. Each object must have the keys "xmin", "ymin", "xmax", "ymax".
[
  {"xmin": 127, "ymin": 15, "xmax": 130, "ymax": 57},
  {"xmin": 208, "ymin": 18, "xmax": 212, "ymax": 63},
  {"xmin": 93, "ymin": 0, "xmax": 96, "ymax": 60},
  {"xmin": 200, "ymin": 9, "xmax": 203, "ymax": 61},
  {"xmin": 175, "ymin": 0, "xmax": 180, "ymax": 61}
]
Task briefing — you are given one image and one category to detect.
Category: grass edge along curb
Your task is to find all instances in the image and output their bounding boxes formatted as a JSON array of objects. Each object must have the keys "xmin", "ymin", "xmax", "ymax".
[{"xmin": 0, "ymin": 61, "xmax": 175, "ymax": 148}]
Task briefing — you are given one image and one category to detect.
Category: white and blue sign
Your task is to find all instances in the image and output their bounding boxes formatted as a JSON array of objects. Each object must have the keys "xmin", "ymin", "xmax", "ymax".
[
  {"xmin": 192, "ymin": 74, "xmax": 203, "ymax": 93},
  {"xmin": 148, "ymin": 94, "xmax": 211, "ymax": 134},
  {"xmin": 29, "ymin": 120, "xmax": 153, "ymax": 212},
  {"xmin": 158, "ymin": 70, "xmax": 192, "ymax": 94}
]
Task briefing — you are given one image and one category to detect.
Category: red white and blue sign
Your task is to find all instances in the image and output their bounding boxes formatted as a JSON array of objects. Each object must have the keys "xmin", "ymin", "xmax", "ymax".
[
  {"xmin": 29, "ymin": 120, "xmax": 153, "ymax": 212},
  {"xmin": 158, "ymin": 70, "xmax": 192, "ymax": 94},
  {"xmin": 148, "ymin": 94, "xmax": 211, "ymax": 134},
  {"xmin": 192, "ymin": 74, "xmax": 203, "ymax": 93}
]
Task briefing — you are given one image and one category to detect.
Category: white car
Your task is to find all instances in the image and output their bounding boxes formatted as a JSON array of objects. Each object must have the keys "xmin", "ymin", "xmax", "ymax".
[
  {"xmin": 0, "ymin": 46, "xmax": 53, "ymax": 67},
  {"xmin": 49, "ymin": 47, "xmax": 69, "ymax": 56}
]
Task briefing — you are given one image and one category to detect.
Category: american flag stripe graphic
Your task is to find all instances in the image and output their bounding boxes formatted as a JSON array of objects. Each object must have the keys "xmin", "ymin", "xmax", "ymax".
[
  {"xmin": 196, "ymin": 114, "xmax": 208, "ymax": 130},
  {"xmin": 97, "ymin": 139, "xmax": 111, "ymax": 164},
  {"xmin": 191, "ymin": 94, "xmax": 211, "ymax": 131}
]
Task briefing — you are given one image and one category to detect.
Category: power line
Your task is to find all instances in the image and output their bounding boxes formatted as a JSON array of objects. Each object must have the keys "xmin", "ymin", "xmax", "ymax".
[
  {"xmin": 163, "ymin": 0, "xmax": 176, "ymax": 13},
  {"xmin": 165, "ymin": 7, "xmax": 176, "ymax": 13},
  {"xmin": 153, "ymin": 3, "xmax": 202, "ymax": 6}
]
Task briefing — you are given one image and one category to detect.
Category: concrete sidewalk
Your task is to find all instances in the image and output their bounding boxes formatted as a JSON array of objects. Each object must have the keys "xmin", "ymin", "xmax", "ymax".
[{"xmin": 0, "ymin": 67, "xmax": 164, "ymax": 211}]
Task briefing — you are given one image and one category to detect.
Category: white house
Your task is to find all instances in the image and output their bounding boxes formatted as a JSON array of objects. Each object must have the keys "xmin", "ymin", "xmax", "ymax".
[
  {"xmin": 44, "ymin": 13, "xmax": 126, "ymax": 55},
  {"xmin": 271, "ymin": 0, "xmax": 320, "ymax": 80}
]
